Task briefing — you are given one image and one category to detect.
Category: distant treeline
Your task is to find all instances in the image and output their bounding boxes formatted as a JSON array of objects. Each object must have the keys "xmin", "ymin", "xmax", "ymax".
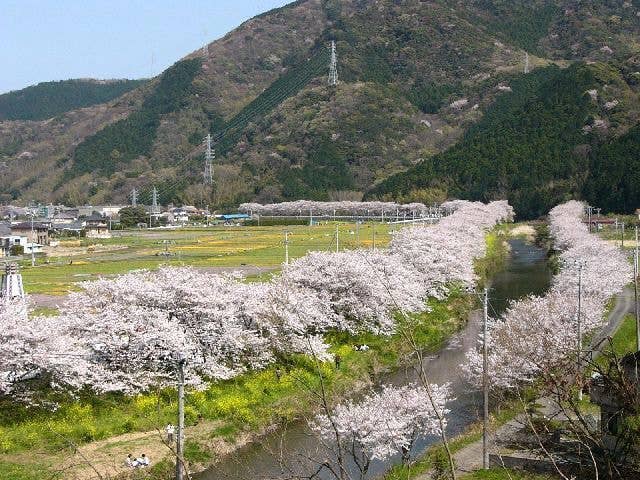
[{"xmin": 0, "ymin": 79, "xmax": 145, "ymax": 121}]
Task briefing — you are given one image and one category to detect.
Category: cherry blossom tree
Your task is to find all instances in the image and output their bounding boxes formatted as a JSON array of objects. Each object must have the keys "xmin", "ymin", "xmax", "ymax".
[
  {"xmin": 238, "ymin": 200, "xmax": 443, "ymax": 217},
  {"xmin": 465, "ymin": 200, "xmax": 632, "ymax": 390},
  {"xmin": 0, "ymin": 200, "xmax": 513, "ymax": 399},
  {"xmin": 311, "ymin": 383, "xmax": 451, "ymax": 478}
]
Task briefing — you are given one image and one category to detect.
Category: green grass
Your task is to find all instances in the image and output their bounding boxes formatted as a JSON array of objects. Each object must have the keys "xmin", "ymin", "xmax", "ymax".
[
  {"xmin": 0, "ymin": 461, "xmax": 59, "ymax": 480},
  {"xmin": 475, "ymin": 230, "xmax": 510, "ymax": 288},
  {"xmin": 591, "ymin": 313, "xmax": 637, "ymax": 372},
  {"xmin": 605, "ymin": 313, "xmax": 637, "ymax": 358},
  {"xmin": 20, "ymin": 223, "xmax": 392, "ymax": 294},
  {"xmin": 183, "ymin": 440, "xmax": 213, "ymax": 464}
]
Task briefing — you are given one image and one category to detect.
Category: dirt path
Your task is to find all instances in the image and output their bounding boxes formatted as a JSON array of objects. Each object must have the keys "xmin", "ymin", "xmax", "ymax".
[{"xmin": 16, "ymin": 419, "xmax": 259, "ymax": 480}]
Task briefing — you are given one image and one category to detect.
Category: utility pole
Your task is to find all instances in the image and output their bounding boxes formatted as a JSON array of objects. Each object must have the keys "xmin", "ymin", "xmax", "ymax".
[
  {"xmin": 482, "ymin": 287, "xmax": 489, "ymax": 469},
  {"xmin": 577, "ymin": 262, "xmax": 584, "ymax": 401},
  {"xmin": 328, "ymin": 40, "xmax": 338, "ymax": 86},
  {"xmin": 175, "ymin": 355, "xmax": 186, "ymax": 480},
  {"xmin": 356, "ymin": 219, "xmax": 360, "ymax": 247},
  {"xmin": 131, "ymin": 188, "xmax": 138, "ymax": 207},
  {"xmin": 284, "ymin": 231, "xmax": 290, "ymax": 265},
  {"xmin": 335, "ymin": 224, "xmax": 339, "ymax": 253},
  {"xmin": 30, "ymin": 213, "xmax": 35, "ymax": 267},
  {"xmin": 372, "ymin": 225, "xmax": 376, "ymax": 250},
  {"xmin": 633, "ymin": 225, "xmax": 640, "ymax": 352}
]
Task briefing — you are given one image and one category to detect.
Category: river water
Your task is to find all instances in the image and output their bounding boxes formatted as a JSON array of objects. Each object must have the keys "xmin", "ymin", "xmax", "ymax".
[{"xmin": 196, "ymin": 239, "xmax": 552, "ymax": 480}]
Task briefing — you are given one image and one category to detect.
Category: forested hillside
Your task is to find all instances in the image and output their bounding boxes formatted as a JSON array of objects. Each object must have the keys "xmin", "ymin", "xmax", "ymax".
[
  {"xmin": 370, "ymin": 65, "xmax": 595, "ymax": 218},
  {"xmin": 0, "ymin": 79, "xmax": 145, "ymax": 121},
  {"xmin": 2, "ymin": 0, "xmax": 640, "ymax": 216},
  {"xmin": 371, "ymin": 59, "xmax": 640, "ymax": 218}
]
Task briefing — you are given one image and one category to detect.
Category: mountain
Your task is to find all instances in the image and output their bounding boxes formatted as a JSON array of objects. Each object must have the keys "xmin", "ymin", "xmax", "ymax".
[
  {"xmin": 1, "ymin": 0, "xmax": 640, "ymax": 217},
  {"xmin": 0, "ymin": 79, "xmax": 146, "ymax": 121}
]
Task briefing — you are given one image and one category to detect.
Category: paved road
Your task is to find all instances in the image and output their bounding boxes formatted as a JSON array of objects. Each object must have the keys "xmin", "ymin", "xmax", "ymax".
[
  {"xmin": 416, "ymin": 287, "xmax": 635, "ymax": 479},
  {"xmin": 589, "ymin": 287, "xmax": 634, "ymax": 355}
]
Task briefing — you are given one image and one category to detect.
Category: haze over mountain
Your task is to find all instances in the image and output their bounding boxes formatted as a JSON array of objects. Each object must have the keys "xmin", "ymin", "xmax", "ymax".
[{"xmin": 2, "ymin": 0, "xmax": 640, "ymax": 218}]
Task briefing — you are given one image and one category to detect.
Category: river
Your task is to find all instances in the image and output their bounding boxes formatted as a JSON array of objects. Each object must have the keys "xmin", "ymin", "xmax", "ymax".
[{"xmin": 196, "ymin": 238, "xmax": 552, "ymax": 479}]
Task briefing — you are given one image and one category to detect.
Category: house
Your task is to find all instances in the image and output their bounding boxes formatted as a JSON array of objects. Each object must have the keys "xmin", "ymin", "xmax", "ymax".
[
  {"xmin": 51, "ymin": 221, "xmax": 84, "ymax": 236},
  {"xmin": 0, "ymin": 206, "xmax": 27, "ymax": 220},
  {"xmin": 170, "ymin": 208, "xmax": 191, "ymax": 224},
  {"xmin": 215, "ymin": 213, "xmax": 250, "ymax": 221},
  {"xmin": 0, "ymin": 235, "xmax": 40, "ymax": 256},
  {"xmin": 96, "ymin": 205, "xmax": 125, "ymax": 218},
  {"xmin": 11, "ymin": 222, "xmax": 49, "ymax": 246},
  {"xmin": 0, "ymin": 224, "xmax": 26, "ymax": 256},
  {"xmin": 77, "ymin": 205, "xmax": 97, "ymax": 217},
  {"xmin": 84, "ymin": 213, "xmax": 111, "ymax": 238},
  {"xmin": 52, "ymin": 210, "xmax": 79, "ymax": 224}
]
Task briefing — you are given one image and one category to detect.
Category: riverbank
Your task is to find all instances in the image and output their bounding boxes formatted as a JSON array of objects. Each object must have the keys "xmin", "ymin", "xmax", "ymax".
[
  {"xmin": 0, "ymin": 226, "xmax": 511, "ymax": 480},
  {"xmin": 388, "ymin": 288, "xmax": 635, "ymax": 480}
]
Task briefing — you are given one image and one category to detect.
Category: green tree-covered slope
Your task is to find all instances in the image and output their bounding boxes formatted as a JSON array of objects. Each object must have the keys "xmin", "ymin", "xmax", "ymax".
[
  {"xmin": 370, "ymin": 64, "xmax": 596, "ymax": 218},
  {"xmin": 370, "ymin": 60, "xmax": 640, "ymax": 218},
  {"xmin": 0, "ymin": 79, "xmax": 145, "ymax": 121}
]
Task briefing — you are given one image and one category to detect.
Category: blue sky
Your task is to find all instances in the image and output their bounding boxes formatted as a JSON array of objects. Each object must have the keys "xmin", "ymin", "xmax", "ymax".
[{"xmin": 0, "ymin": 0, "xmax": 291, "ymax": 94}]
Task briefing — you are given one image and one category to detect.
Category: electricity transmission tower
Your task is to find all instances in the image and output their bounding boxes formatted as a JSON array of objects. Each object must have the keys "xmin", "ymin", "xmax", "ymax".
[
  {"xmin": 204, "ymin": 134, "xmax": 214, "ymax": 185},
  {"xmin": 130, "ymin": 188, "xmax": 138, "ymax": 207},
  {"xmin": 328, "ymin": 40, "xmax": 338, "ymax": 86},
  {"xmin": 524, "ymin": 52, "xmax": 530, "ymax": 74},
  {"xmin": 1, "ymin": 263, "xmax": 24, "ymax": 301}
]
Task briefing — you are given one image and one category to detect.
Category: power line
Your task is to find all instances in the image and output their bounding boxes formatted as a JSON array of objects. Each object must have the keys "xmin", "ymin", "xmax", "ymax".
[{"xmin": 138, "ymin": 48, "xmax": 329, "ymax": 202}]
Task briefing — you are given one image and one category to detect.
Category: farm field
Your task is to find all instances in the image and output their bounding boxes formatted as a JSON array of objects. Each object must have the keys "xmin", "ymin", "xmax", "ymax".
[{"xmin": 18, "ymin": 222, "xmax": 393, "ymax": 295}]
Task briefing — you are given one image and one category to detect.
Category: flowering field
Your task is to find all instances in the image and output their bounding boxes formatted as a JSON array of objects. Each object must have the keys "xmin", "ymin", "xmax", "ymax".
[{"xmin": 20, "ymin": 223, "xmax": 392, "ymax": 295}]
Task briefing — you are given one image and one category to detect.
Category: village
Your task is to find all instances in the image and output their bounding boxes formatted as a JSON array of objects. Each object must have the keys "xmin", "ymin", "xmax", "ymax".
[{"xmin": 0, "ymin": 203, "xmax": 249, "ymax": 258}]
